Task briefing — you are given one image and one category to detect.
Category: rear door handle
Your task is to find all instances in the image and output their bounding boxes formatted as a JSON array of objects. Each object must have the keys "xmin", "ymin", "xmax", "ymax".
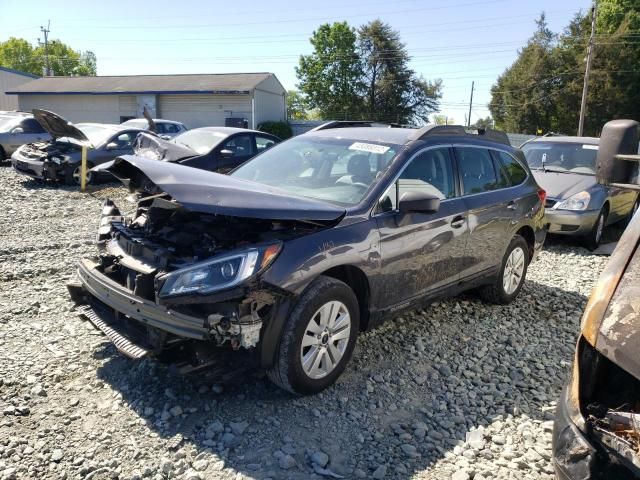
[
  {"xmin": 506, "ymin": 201, "xmax": 517, "ymax": 210},
  {"xmin": 451, "ymin": 215, "xmax": 465, "ymax": 228}
]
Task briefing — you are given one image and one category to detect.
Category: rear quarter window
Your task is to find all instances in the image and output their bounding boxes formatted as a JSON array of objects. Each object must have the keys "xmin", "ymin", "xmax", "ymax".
[{"xmin": 497, "ymin": 151, "xmax": 527, "ymax": 185}]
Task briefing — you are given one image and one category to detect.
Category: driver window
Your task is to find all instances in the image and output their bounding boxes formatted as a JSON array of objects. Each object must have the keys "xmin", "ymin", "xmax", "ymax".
[
  {"xmin": 380, "ymin": 147, "xmax": 455, "ymax": 212},
  {"xmin": 223, "ymin": 134, "xmax": 255, "ymax": 158},
  {"xmin": 113, "ymin": 132, "xmax": 136, "ymax": 149}
]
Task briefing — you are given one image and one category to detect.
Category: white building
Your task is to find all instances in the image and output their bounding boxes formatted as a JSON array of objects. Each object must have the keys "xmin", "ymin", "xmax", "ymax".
[
  {"xmin": 6, "ymin": 72, "xmax": 286, "ymax": 128},
  {"xmin": 0, "ymin": 66, "xmax": 39, "ymax": 111}
]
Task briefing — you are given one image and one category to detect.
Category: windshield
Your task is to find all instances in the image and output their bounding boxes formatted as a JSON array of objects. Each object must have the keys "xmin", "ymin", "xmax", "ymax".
[
  {"xmin": 521, "ymin": 141, "xmax": 598, "ymax": 175},
  {"xmin": 231, "ymin": 136, "xmax": 399, "ymax": 206},
  {"xmin": 172, "ymin": 129, "xmax": 227, "ymax": 154},
  {"xmin": 0, "ymin": 115, "xmax": 20, "ymax": 132},
  {"xmin": 59, "ymin": 124, "xmax": 117, "ymax": 146}
]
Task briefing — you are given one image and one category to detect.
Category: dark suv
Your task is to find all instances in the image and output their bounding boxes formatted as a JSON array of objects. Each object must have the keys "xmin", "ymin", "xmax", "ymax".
[{"xmin": 69, "ymin": 125, "xmax": 547, "ymax": 394}]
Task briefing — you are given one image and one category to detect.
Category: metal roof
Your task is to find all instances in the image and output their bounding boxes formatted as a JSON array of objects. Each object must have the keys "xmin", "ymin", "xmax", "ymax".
[
  {"xmin": 0, "ymin": 66, "xmax": 39, "ymax": 79},
  {"xmin": 6, "ymin": 73, "xmax": 278, "ymax": 95}
]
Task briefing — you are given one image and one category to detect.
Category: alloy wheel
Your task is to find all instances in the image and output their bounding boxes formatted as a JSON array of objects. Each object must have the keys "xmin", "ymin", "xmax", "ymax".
[
  {"xmin": 72, "ymin": 165, "xmax": 92, "ymax": 186},
  {"xmin": 503, "ymin": 247, "xmax": 526, "ymax": 295},
  {"xmin": 300, "ymin": 300, "xmax": 351, "ymax": 380}
]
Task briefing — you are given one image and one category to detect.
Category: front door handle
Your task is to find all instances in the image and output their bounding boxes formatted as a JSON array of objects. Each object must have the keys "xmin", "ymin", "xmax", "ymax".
[
  {"xmin": 506, "ymin": 201, "xmax": 517, "ymax": 210},
  {"xmin": 451, "ymin": 215, "xmax": 465, "ymax": 228}
]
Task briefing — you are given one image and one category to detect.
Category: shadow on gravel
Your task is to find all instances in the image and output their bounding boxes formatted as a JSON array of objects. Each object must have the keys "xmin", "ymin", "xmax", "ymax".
[{"xmin": 89, "ymin": 273, "xmax": 591, "ymax": 479}]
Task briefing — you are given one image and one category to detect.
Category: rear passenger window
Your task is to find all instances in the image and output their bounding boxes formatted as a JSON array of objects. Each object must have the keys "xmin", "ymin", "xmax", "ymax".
[
  {"xmin": 379, "ymin": 147, "xmax": 455, "ymax": 212},
  {"xmin": 456, "ymin": 147, "xmax": 499, "ymax": 194},
  {"xmin": 497, "ymin": 151, "xmax": 527, "ymax": 185},
  {"xmin": 20, "ymin": 118, "xmax": 46, "ymax": 134}
]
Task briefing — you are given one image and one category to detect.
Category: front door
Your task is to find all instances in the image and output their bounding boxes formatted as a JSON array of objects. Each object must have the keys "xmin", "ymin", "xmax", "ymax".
[{"xmin": 375, "ymin": 146, "xmax": 469, "ymax": 309}]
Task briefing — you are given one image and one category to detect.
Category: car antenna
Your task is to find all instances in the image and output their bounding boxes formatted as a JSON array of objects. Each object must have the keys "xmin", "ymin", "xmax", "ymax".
[{"xmin": 541, "ymin": 152, "xmax": 547, "ymax": 172}]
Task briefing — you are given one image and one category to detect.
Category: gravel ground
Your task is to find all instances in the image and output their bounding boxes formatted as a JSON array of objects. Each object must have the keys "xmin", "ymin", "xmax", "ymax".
[{"xmin": 0, "ymin": 165, "xmax": 616, "ymax": 480}]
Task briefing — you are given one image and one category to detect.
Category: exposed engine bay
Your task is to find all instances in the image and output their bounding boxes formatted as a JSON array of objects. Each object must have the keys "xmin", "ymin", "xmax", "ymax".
[
  {"xmin": 81, "ymin": 192, "xmax": 317, "ymax": 359},
  {"xmin": 578, "ymin": 339, "xmax": 640, "ymax": 476},
  {"xmin": 18, "ymin": 139, "xmax": 78, "ymax": 161}
]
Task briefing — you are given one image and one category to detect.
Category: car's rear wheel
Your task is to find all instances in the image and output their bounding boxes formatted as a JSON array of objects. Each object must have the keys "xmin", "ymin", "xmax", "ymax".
[
  {"xmin": 267, "ymin": 276, "xmax": 359, "ymax": 395},
  {"xmin": 65, "ymin": 163, "xmax": 93, "ymax": 186},
  {"xmin": 479, "ymin": 235, "xmax": 529, "ymax": 305},
  {"xmin": 0, "ymin": 146, "xmax": 6, "ymax": 162},
  {"xmin": 584, "ymin": 207, "xmax": 607, "ymax": 251}
]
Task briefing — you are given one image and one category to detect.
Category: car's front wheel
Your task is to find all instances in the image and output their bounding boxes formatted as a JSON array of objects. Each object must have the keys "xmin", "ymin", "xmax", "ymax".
[
  {"xmin": 267, "ymin": 276, "xmax": 359, "ymax": 395},
  {"xmin": 65, "ymin": 163, "xmax": 93, "ymax": 186},
  {"xmin": 479, "ymin": 235, "xmax": 530, "ymax": 305},
  {"xmin": 584, "ymin": 207, "xmax": 607, "ymax": 251}
]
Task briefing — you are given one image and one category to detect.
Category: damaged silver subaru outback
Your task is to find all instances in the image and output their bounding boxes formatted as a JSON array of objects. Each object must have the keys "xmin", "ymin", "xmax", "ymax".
[{"xmin": 69, "ymin": 124, "xmax": 546, "ymax": 394}]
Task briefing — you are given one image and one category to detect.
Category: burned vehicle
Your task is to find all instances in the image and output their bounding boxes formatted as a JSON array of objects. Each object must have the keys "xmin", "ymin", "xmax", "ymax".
[
  {"xmin": 68, "ymin": 124, "xmax": 546, "ymax": 394},
  {"xmin": 133, "ymin": 126, "xmax": 281, "ymax": 173},
  {"xmin": 553, "ymin": 119, "xmax": 640, "ymax": 479},
  {"xmin": 11, "ymin": 110, "xmax": 145, "ymax": 185}
]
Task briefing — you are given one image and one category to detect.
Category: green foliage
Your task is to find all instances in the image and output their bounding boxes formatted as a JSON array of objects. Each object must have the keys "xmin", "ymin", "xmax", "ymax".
[
  {"xmin": 474, "ymin": 116, "xmax": 494, "ymax": 129},
  {"xmin": 489, "ymin": 2, "xmax": 640, "ymax": 136},
  {"xmin": 296, "ymin": 20, "xmax": 441, "ymax": 125},
  {"xmin": 296, "ymin": 22, "xmax": 365, "ymax": 119},
  {"xmin": 286, "ymin": 90, "xmax": 309, "ymax": 120},
  {"xmin": 358, "ymin": 20, "xmax": 441, "ymax": 124},
  {"xmin": 0, "ymin": 36, "xmax": 96, "ymax": 76},
  {"xmin": 258, "ymin": 121, "xmax": 293, "ymax": 140}
]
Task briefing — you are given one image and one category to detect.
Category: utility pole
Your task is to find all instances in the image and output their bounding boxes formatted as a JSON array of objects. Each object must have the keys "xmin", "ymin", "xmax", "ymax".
[
  {"xmin": 38, "ymin": 21, "xmax": 51, "ymax": 76},
  {"xmin": 578, "ymin": 3, "xmax": 597, "ymax": 136},
  {"xmin": 467, "ymin": 81, "xmax": 474, "ymax": 128}
]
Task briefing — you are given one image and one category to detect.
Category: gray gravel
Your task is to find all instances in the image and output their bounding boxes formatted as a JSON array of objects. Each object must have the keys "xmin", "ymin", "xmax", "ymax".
[{"xmin": 0, "ymin": 165, "xmax": 612, "ymax": 479}]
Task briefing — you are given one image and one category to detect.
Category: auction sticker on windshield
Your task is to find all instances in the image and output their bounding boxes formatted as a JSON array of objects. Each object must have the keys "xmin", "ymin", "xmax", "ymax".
[
  {"xmin": 348, "ymin": 142, "xmax": 390, "ymax": 154},
  {"xmin": 583, "ymin": 145, "xmax": 598, "ymax": 150}
]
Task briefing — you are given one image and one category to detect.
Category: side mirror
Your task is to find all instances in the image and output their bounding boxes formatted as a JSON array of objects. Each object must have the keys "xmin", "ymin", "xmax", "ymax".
[
  {"xmin": 398, "ymin": 191, "xmax": 441, "ymax": 214},
  {"xmin": 596, "ymin": 119, "xmax": 640, "ymax": 188},
  {"xmin": 106, "ymin": 142, "xmax": 119, "ymax": 151},
  {"xmin": 220, "ymin": 148, "xmax": 234, "ymax": 159},
  {"xmin": 10, "ymin": 127, "xmax": 24, "ymax": 135}
]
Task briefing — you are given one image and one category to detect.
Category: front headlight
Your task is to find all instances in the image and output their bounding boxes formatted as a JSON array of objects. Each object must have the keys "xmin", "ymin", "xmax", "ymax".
[
  {"xmin": 554, "ymin": 191, "xmax": 591, "ymax": 211},
  {"xmin": 159, "ymin": 243, "xmax": 281, "ymax": 298}
]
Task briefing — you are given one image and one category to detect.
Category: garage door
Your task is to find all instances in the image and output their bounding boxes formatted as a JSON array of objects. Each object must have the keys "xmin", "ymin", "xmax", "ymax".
[{"xmin": 158, "ymin": 94, "xmax": 252, "ymax": 129}]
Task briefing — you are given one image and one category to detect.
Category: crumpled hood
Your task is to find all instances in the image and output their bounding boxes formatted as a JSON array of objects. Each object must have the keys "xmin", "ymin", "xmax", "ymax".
[
  {"xmin": 133, "ymin": 132, "xmax": 196, "ymax": 162},
  {"xmin": 94, "ymin": 155, "xmax": 346, "ymax": 223},
  {"xmin": 532, "ymin": 170, "xmax": 596, "ymax": 199},
  {"xmin": 32, "ymin": 109, "xmax": 90, "ymax": 144}
]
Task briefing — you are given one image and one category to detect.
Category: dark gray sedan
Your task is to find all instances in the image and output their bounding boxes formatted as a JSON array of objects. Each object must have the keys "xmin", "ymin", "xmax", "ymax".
[
  {"xmin": 11, "ymin": 109, "xmax": 145, "ymax": 185},
  {"xmin": 521, "ymin": 136, "xmax": 639, "ymax": 249}
]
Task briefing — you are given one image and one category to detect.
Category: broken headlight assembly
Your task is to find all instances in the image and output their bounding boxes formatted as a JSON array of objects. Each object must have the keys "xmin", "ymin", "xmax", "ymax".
[
  {"xmin": 49, "ymin": 156, "xmax": 66, "ymax": 164},
  {"xmin": 554, "ymin": 191, "xmax": 591, "ymax": 211},
  {"xmin": 159, "ymin": 243, "xmax": 281, "ymax": 298}
]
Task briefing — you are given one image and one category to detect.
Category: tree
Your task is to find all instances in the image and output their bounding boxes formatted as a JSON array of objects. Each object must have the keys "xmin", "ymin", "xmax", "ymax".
[
  {"xmin": 0, "ymin": 38, "xmax": 39, "ymax": 74},
  {"xmin": 432, "ymin": 114, "xmax": 451, "ymax": 125},
  {"xmin": 489, "ymin": 2, "xmax": 640, "ymax": 136},
  {"xmin": 489, "ymin": 14, "xmax": 558, "ymax": 134},
  {"xmin": 0, "ymin": 36, "xmax": 96, "ymax": 76},
  {"xmin": 286, "ymin": 90, "xmax": 309, "ymax": 120},
  {"xmin": 296, "ymin": 22, "xmax": 364, "ymax": 119},
  {"xmin": 474, "ymin": 116, "xmax": 494, "ymax": 129},
  {"xmin": 358, "ymin": 20, "xmax": 441, "ymax": 124}
]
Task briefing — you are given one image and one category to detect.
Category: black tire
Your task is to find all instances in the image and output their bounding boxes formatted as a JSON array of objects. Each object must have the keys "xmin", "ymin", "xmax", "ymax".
[
  {"xmin": 64, "ymin": 163, "xmax": 93, "ymax": 186},
  {"xmin": 0, "ymin": 146, "xmax": 6, "ymax": 162},
  {"xmin": 584, "ymin": 207, "xmax": 607, "ymax": 251},
  {"xmin": 479, "ymin": 235, "xmax": 530, "ymax": 305},
  {"xmin": 267, "ymin": 276, "xmax": 360, "ymax": 395}
]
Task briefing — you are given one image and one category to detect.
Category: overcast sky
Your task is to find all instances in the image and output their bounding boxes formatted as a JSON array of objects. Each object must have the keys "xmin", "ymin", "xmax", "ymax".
[{"xmin": 0, "ymin": 0, "xmax": 592, "ymax": 124}]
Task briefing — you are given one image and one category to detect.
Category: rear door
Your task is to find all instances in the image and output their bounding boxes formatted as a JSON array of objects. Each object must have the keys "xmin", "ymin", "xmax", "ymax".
[
  {"xmin": 455, "ymin": 146, "xmax": 515, "ymax": 279},
  {"xmin": 375, "ymin": 146, "xmax": 469, "ymax": 308}
]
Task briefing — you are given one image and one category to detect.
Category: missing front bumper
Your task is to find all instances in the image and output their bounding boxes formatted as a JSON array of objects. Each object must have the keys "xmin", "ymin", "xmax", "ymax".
[{"xmin": 75, "ymin": 258, "xmax": 209, "ymax": 340}]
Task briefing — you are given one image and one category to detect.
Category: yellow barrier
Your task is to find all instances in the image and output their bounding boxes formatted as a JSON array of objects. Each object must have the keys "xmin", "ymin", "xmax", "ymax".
[{"xmin": 81, "ymin": 146, "xmax": 87, "ymax": 192}]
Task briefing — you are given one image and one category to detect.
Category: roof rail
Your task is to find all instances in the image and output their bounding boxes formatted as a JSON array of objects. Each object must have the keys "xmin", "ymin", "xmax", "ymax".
[
  {"xmin": 407, "ymin": 124, "xmax": 510, "ymax": 146},
  {"xmin": 307, "ymin": 120, "xmax": 376, "ymax": 132}
]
